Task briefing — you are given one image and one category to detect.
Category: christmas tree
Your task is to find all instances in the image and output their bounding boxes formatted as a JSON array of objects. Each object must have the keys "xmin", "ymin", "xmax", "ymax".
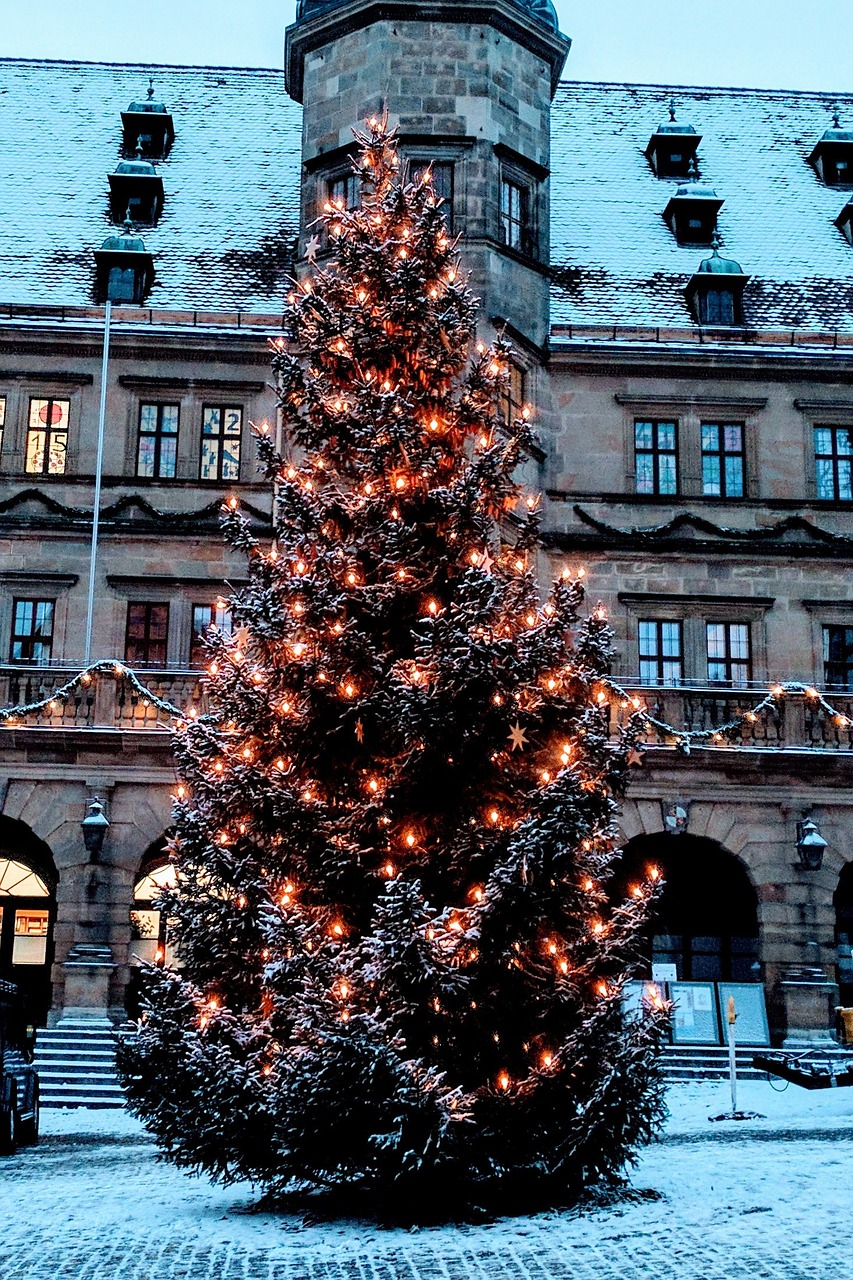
[{"xmin": 118, "ymin": 119, "xmax": 668, "ymax": 1213}]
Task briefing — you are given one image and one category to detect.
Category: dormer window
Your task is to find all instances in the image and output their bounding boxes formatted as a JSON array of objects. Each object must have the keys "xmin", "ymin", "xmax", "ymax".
[
  {"xmin": 108, "ymin": 144, "xmax": 165, "ymax": 226},
  {"xmin": 646, "ymin": 100, "xmax": 701, "ymax": 179},
  {"xmin": 809, "ymin": 110, "xmax": 853, "ymax": 187},
  {"xmin": 121, "ymin": 79, "xmax": 175, "ymax": 159},
  {"xmin": 685, "ymin": 236, "xmax": 749, "ymax": 327},
  {"xmin": 663, "ymin": 175, "xmax": 724, "ymax": 244},
  {"xmin": 93, "ymin": 218, "xmax": 155, "ymax": 304}
]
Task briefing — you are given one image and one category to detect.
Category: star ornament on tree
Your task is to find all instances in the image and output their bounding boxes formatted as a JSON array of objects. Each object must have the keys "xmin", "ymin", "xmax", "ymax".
[
  {"xmin": 508, "ymin": 720, "xmax": 528, "ymax": 752},
  {"xmin": 355, "ymin": 718, "xmax": 365, "ymax": 744},
  {"xmin": 304, "ymin": 234, "xmax": 321, "ymax": 263}
]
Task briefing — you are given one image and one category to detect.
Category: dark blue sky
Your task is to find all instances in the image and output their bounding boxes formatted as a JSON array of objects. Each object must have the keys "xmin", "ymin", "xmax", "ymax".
[{"xmin": 5, "ymin": 1, "xmax": 851, "ymax": 92}]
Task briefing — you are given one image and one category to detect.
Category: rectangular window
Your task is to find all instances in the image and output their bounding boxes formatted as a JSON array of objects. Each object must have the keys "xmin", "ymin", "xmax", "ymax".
[
  {"xmin": 638, "ymin": 620, "xmax": 683, "ymax": 686},
  {"xmin": 500, "ymin": 175, "xmax": 533, "ymax": 255},
  {"xmin": 635, "ymin": 420, "xmax": 678, "ymax": 495},
  {"xmin": 26, "ymin": 398, "xmax": 69, "ymax": 475},
  {"xmin": 0, "ymin": 396, "xmax": 5, "ymax": 461},
  {"xmin": 327, "ymin": 171, "xmax": 360, "ymax": 211},
  {"xmin": 411, "ymin": 160, "xmax": 454, "ymax": 227},
  {"xmin": 814, "ymin": 425, "xmax": 853, "ymax": 501},
  {"xmin": 137, "ymin": 402, "xmax": 179, "ymax": 478},
  {"xmin": 500, "ymin": 363, "xmax": 525, "ymax": 428},
  {"xmin": 125, "ymin": 602, "xmax": 169, "ymax": 667},
  {"xmin": 10, "ymin": 599, "xmax": 54, "ymax": 664},
  {"xmin": 200, "ymin": 406, "xmax": 242, "ymax": 481},
  {"xmin": 701, "ymin": 422, "xmax": 745, "ymax": 498},
  {"xmin": 823, "ymin": 625, "xmax": 853, "ymax": 690},
  {"xmin": 190, "ymin": 602, "xmax": 233, "ymax": 666},
  {"xmin": 706, "ymin": 622, "xmax": 751, "ymax": 686}
]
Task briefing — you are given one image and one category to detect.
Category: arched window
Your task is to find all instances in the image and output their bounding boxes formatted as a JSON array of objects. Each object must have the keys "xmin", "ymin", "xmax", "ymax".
[{"xmin": 130, "ymin": 860, "xmax": 177, "ymax": 967}]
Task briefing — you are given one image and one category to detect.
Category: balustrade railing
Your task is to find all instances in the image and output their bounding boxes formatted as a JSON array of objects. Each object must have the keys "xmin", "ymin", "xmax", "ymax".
[
  {"xmin": 2, "ymin": 665, "xmax": 853, "ymax": 752},
  {"xmin": 0, "ymin": 666, "xmax": 207, "ymax": 732}
]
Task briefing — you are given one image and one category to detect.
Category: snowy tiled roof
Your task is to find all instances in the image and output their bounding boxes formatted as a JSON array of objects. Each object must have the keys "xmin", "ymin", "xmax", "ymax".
[
  {"xmin": 0, "ymin": 59, "xmax": 302, "ymax": 313},
  {"xmin": 1, "ymin": 60, "xmax": 852, "ymax": 330},
  {"xmin": 550, "ymin": 82, "xmax": 853, "ymax": 331}
]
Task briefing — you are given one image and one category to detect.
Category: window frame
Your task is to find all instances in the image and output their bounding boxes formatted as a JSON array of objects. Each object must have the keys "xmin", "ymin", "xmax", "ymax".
[
  {"xmin": 499, "ymin": 362, "xmax": 526, "ymax": 429},
  {"xmin": 701, "ymin": 421, "xmax": 746, "ymax": 498},
  {"xmin": 190, "ymin": 601, "xmax": 233, "ymax": 667},
  {"xmin": 200, "ymin": 404, "xmax": 243, "ymax": 482},
  {"xmin": 410, "ymin": 159, "xmax": 455, "ymax": 231},
  {"xmin": 500, "ymin": 170, "xmax": 535, "ymax": 257},
  {"xmin": 823, "ymin": 624, "xmax": 853, "ymax": 691},
  {"xmin": 124, "ymin": 601, "xmax": 170, "ymax": 668},
  {"xmin": 0, "ymin": 396, "xmax": 5, "ymax": 463},
  {"xmin": 25, "ymin": 397, "xmax": 70, "ymax": 476},
  {"xmin": 9, "ymin": 598, "xmax": 55, "ymax": 664},
  {"xmin": 814, "ymin": 424, "xmax": 853, "ymax": 502},
  {"xmin": 706, "ymin": 621, "xmax": 752, "ymax": 687},
  {"xmin": 634, "ymin": 419, "xmax": 679, "ymax": 496},
  {"xmin": 136, "ymin": 401, "xmax": 180, "ymax": 479},
  {"xmin": 638, "ymin": 619, "xmax": 684, "ymax": 686},
  {"xmin": 326, "ymin": 169, "xmax": 360, "ymax": 212}
]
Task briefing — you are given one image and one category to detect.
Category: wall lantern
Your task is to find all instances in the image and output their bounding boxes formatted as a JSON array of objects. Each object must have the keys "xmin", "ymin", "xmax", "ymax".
[
  {"xmin": 796, "ymin": 818, "xmax": 827, "ymax": 871},
  {"xmin": 82, "ymin": 798, "xmax": 110, "ymax": 862}
]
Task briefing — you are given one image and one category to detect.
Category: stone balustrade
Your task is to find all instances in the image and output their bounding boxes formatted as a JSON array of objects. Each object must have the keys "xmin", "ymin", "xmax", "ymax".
[{"xmin": 0, "ymin": 665, "xmax": 207, "ymax": 731}]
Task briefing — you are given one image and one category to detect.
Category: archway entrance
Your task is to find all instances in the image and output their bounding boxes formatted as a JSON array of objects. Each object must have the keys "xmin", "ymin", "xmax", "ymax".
[
  {"xmin": 0, "ymin": 817, "xmax": 58, "ymax": 1026},
  {"xmin": 834, "ymin": 861, "xmax": 853, "ymax": 1007},
  {"xmin": 615, "ymin": 833, "xmax": 760, "ymax": 982}
]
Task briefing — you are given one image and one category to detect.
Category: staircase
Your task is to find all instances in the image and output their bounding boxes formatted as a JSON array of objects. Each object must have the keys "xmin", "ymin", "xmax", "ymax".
[{"xmin": 34, "ymin": 1019, "xmax": 125, "ymax": 1108}]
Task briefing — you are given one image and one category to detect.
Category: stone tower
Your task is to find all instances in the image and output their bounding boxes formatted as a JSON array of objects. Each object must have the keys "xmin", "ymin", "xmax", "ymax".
[{"xmin": 285, "ymin": 0, "xmax": 570, "ymax": 351}]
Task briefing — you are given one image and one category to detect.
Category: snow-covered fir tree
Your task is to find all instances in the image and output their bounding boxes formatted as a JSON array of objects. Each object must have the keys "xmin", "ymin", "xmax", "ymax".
[{"xmin": 118, "ymin": 118, "xmax": 668, "ymax": 1213}]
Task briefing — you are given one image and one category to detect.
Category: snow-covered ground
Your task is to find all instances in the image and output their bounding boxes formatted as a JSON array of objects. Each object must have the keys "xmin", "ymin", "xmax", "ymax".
[{"xmin": 1, "ymin": 1081, "xmax": 849, "ymax": 1280}]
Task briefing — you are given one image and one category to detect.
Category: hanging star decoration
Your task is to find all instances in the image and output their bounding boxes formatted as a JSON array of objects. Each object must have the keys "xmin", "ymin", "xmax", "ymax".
[
  {"xmin": 479, "ymin": 548, "xmax": 494, "ymax": 575},
  {"xmin": 355, "ymin": 718, "xmax": 365, "ymax": 744},
  {"xmin": 304, "ymin": 234, "xmax": 321, "ymax": 263},
  {"xmin": 231, "ymin": 625, "xmax": 252, "ymax": 648},
  {"xmin": 627, "ymin": 747, "xmax": 645, "ymax": 768},
  {"xmin": 508, "ymin": 721, "xmax": 528, "ymax": 752}
]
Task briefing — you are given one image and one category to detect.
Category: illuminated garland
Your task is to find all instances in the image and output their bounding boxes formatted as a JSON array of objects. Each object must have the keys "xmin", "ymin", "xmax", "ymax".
[
  {"xmin": 1, "ymin": 661, "xmax": 850, "ymax": 754},
  {"xmin": 0, "ymin": 659, "xmax": 184, "ymax": 725}
]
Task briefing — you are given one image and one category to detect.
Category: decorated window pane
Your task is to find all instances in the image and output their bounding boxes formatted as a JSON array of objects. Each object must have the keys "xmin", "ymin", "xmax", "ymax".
[
  {"xmin": 10, "ymin": 598, "xmax": 54, "ymax": 663},
  {"xmin": 201, "ymin": 405, "xmax": 242, "ymax": 481},
  {"xmin": 26, "ymin": 398, "xmax": 69, "ymax": 475}
]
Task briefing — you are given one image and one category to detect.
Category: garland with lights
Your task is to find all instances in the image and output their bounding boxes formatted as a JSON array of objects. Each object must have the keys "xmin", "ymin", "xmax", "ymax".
[
  {"xmin": 110, "ymin": 118, "xmax": 674, "ymax": 1211},
  {"xmin": 2, "ymin": 662, "xmax": 850, "ymax": 756}
]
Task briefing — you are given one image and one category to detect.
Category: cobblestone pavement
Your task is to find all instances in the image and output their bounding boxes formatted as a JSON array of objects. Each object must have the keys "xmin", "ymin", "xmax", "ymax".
[{"xmin": 0, "ymin": 1085, "xmax": 849, "ymax": 1280}]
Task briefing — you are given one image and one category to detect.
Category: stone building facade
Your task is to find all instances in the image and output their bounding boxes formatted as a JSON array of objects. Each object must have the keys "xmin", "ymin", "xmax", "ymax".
[{"xmin": 1, "ymin": 0, "xmax": 852, "ymax": 1045}]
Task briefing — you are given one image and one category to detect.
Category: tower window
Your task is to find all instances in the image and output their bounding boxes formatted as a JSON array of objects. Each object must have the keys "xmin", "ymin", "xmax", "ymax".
[
  {"xmin": 635, "ymin": 420, "xmax": 678, "ymax": 495},
  {"xmin": 327, "ymin": 171, "xmax": 360, "ymax": 211},
  {"xmin": 500, "ymin": 174, "xmax": 534, "ymax": 256},
  {"xmin": 200, "ymin": 406, "xmax": 242, "ymax": 481},
  {"xmin": 26, "ymin": 398, "xmax": 69, "ymax": 475},
  {"xmin": 411, "ymin": 161, "xmax": 454, "ymax": 229},
  {"xmin": 500, "ymin": 363, "xmax": 525, "ymax": 428},
  {"xmin": 814, "ymin": 426, "xmax": 852, "ymax": 501},
  {"xmin": 137, "ymin": 403, "xmax": 179, "ymax": 478},
  {"xmin": 823, "ymin": 626, "xmax": 853, "ymax": 690},
  {"xmin": 701, "ymin": 423, "xmax": 745, "ymax": 498},
  {"xmin": 706, "ymin": 622, "xmax": 751, "ymax": 686},
  {"xmin": 10, "ymin": 599, "xmax": 54, "ymax": 664},
  {"xmin": 125, "ymin": 602, "xmax": 169, "ymax": 667},
  {"xmin": 638, "ymin": 620, "xmax": 683, "ymax": 686}
]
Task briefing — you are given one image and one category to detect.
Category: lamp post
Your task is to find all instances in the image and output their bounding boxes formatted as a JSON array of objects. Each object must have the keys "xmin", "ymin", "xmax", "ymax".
[
  {"xmin": 81, "ymin": 798, "xmax": 110, "ymax": 864},
  {"xmin": 796, "ymin": 818, "xmax": 828, "ymax": 871}
]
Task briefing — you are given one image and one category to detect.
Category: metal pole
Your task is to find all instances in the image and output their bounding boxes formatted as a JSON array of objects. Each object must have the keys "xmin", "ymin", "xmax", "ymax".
[
  {"xmin": 727, "ymin": 995, "xmax": 738, "ymax": 1114},
  {"xmin": 84, "ymin": 300, "xmax": 111, "ymax": 666}
]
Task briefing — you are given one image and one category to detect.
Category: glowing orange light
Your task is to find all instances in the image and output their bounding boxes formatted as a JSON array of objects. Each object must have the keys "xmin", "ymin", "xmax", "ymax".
[
  {"xmin": 498, "ymin": 1072, "xmax": 510, "ymax": 1091},
  {"xmin": 405, "ymin": 831, "xmax": 416, "ymax": 848}
]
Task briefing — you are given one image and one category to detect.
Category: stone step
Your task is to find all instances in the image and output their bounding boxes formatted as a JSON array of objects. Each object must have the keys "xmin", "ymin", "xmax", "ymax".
[
  {"xmin": 40, "ymin": 1094, "xmax": 126, "ymax": 1110},
  {"xmin": 34, "ymin": 1024, "xmax": 124, "ymax": 1108}
]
